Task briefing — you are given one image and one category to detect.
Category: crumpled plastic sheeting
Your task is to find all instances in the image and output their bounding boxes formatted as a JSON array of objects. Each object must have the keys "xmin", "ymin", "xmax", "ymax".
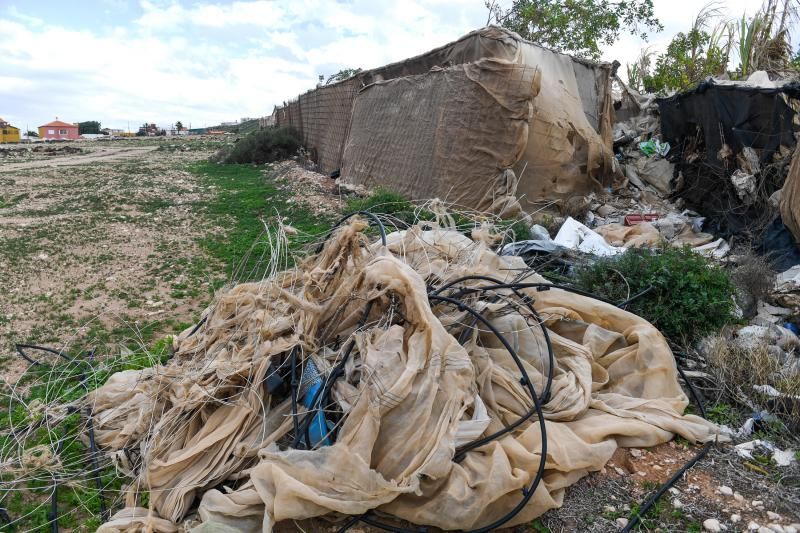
[
  {"xmin": 90, "ymin": 219, "xmax": 721, "ymax": 532},
  {"xmin": 554, "ymin": 217, "xmax": 621, "ymax": 256}
]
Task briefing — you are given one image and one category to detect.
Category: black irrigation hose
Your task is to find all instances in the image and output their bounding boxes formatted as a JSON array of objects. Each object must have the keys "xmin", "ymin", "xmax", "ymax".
[
  {"xmin": 617, "ymin": 285, "xmax": 655, "ymax": 309},
  {"xmin": 48, "ymin": 422, "xmax": 69, "ymax": 533},
  {"xmin": 429, "ymin": 274, "xmax": 555, "ymax": 404},
  {"xmin": 79, "ymin": 349, "xmax": 109, "ymax": 523},
  {"xmin": 289, "ymin": 346, "xmax": 301, "ymax": 441},
  {"xmin": 0, "ymin": 508, "xmax": 11, "ymax": 524},
  {"xmin": 447, "ymin": 282, "xmax": 620, "ymax": 308},
  {"xmin": 446, "ymin": 281, "xmax": 656, "ymax": 311},
  {"xmin": 429, "ymin": 295, "xmax": 547, "ymax": 466},
  {"xmin": 186, "ymin": 315, "xmax": 208, "ymax": 337},
  {"xmin": 342, "ymin": 295, "xmax": 549, "ymax": 533},
  {"xmin": 315, "ymin": 211, "xmax": 388, "ymax": 253},
  {"xmin": 620, "ymin": 359, "xmax": 713, "ymax": 532},
  {"xmin": 15, "ymin": 344, "xmax": 72, "ymax": 365}
]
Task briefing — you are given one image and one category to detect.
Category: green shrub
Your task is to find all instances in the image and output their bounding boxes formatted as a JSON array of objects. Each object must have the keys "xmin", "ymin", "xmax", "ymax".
[
  {"xmin": 215, "ymin": 127, "xmax": 302, "ymax": 165},
  {"xmin": 573, "ymin": 246, "xmax": 736, "ymax": 343},
  {"xmin": 345, "ymin": 188, "xmax": 415, "ymax": 220}
]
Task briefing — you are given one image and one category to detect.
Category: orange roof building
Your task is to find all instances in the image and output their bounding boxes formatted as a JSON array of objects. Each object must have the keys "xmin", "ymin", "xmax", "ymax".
[{"xmin": 38, "ymin": 119, "xmax": 79, "ymax": 140}]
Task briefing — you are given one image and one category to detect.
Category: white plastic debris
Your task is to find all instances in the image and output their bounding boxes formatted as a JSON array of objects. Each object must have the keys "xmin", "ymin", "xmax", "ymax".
[
  {"xmin": 776, "ymin": 265, "xmax": 800, "ymax": 292},
  {"xmin": 735, "ymin": 439, "xmax": 797, "ymax": 467},
  {"xmin": 529, "ymin": 224, "xmax": 551, "ymax": 241},
  {"xmin": 693, "ymin": 238, "xmax": 731, "ymax": 259},
  {"xmin": 553, "ymin": 217, "xmax": 622, "ymax": 256},
  {"xmin": 731, "ymin": 169, "xmax": 757, "ymax": 204}
]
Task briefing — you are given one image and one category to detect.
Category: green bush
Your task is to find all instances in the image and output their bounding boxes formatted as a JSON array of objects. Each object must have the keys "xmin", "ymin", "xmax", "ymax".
[
  {"xmin": 215, "ymin": 127, "xmax": 302, "ymax": 165},
  {"xmin": 345, "ymin": 188, "xmax": 417, "ymax": 225},
  {"xmin": 573, "ymin": 246, "xmax": 736, "ymax": 343}
]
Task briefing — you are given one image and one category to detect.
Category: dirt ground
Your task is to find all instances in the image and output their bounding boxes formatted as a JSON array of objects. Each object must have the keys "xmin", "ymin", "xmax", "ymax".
[
  {"xmin": 0, "ymin": 139, "xmax": 797, "ymax": 532},
  {"xmin": 0, "ymin": 139, "xmax": 219, "ymax": 384}
]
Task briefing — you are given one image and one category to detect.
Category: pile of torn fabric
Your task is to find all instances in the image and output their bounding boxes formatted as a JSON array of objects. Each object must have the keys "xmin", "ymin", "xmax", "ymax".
[{"xmin": 91, "ymin": 218, "xmax": 721, "ymax": 532}]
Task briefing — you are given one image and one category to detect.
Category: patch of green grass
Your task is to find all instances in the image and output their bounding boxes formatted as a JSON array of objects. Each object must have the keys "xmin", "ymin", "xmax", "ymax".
[
  {"xmin": 0, "ymin": 193, "xmax": 28, "ymax": 209},
  {"xmin": 189, "ymin": 161, "xmax": 332, "ymax": 282},
  {"xmin": 0, "ymin": 331, "xmax": 177, "ymax": 532},
  {"xmin": 529, "ymin": 519, "xmax": 550, "ymax": 532},
  {"xmin": 706, "ymin": 403, "xmax": 739, "ymax": 427}
]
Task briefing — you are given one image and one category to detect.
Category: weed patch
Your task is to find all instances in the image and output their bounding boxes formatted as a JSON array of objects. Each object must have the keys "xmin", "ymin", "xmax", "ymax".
[
  {"xmin": 573, "ymin": 246, "xmax": 736, "ymax": 344},
  {"xmin": 212, "ymin": 127, "xmax": 302, "ymax": 165},
  {"xmin": 190, "ymin": 161, "xmax": 332, "ymax": 283}
]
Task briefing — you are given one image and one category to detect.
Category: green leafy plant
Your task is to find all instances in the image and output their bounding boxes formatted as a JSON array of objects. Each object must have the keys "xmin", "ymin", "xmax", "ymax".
[
  {"xmin": 214, "ymin": 127, "xmax": 302, "ymax": 165},
  {"xmin": 573, "ymin": 246, "xmax": 736, "ymax": 343},
  {"xmin": 629, "ymin": 4, "xmax": 730, "ymax": 94},
  {"xmin": 485, "ymin": 0, "xmax": 662, "ymax": 60}
]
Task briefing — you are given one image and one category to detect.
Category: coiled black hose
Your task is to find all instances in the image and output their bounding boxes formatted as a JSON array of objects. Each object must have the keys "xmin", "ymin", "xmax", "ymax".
[
  {"xmin": 338, "ymin": 294, "xmax": 549, "ymax": 533},
  {"xmin": 429, "ymin": 274, "xmax": 555, "ymax": 404}
]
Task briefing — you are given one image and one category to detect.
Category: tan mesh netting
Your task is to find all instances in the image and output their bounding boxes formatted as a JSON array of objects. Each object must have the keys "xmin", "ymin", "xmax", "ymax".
[
  {"xmin": 781, "ymin": 143, "xmax": 800, "ymax": 244},
  {"xmin": 274, "ymin": 27, "xmax": 618, "ymax": 210},
  {"xmin": 340, "ymin": 59, "xmax": 538, "ymax": 212},
  {"xmin": 91, "ymin": 218, "xmax": 720, "ymax": 532}
]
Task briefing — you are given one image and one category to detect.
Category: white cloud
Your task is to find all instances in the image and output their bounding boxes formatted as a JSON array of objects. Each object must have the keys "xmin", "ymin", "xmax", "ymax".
[
  {"xmin": 2, "ymin": 0, "xmax": 787, "ymax": 130},
  {"xmin": 0, "ymin": 0, "xmax": 490, "ymax": 129}
]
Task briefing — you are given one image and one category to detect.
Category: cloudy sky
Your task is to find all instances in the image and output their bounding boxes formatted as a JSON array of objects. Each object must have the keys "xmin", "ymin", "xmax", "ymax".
[{"xmin": 0, "ymin": 0, "xmax": 766, "ymax": 132}]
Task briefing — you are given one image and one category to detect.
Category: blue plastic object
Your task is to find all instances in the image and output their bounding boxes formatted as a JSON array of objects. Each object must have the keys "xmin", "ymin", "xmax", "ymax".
[
  {"xmin": 300, "ymin": 360, "xmax": 331, "ymax": 447},
  {"xmin": 783, "ymin": 322, "xmax": 799, "ymax": 335}
]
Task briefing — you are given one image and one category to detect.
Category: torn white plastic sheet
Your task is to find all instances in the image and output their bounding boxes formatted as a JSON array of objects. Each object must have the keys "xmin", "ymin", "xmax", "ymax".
[
  {"xmin": 776, "ymin": 265, "xmax": 800, "ymax": 292},
  {"xmin": 553, "ymin": 217, "xmax": 622, "ymax": 256},
  {"xmin": 734, "ymin": 439, "xmax": 797, "ymax": 467},
  {"xmin": 692, "ymin": 238, "xmax": 731, "ymax": 259}
]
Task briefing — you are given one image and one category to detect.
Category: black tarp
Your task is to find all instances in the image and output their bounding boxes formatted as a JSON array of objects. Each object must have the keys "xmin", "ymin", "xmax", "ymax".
[
  {"xmin": 658, "ymin": 79, "xmax": 800, "ymax": 170},
  {"xmin": 656, "ymin": 80, "xmax": 800, "ymax": 241}
]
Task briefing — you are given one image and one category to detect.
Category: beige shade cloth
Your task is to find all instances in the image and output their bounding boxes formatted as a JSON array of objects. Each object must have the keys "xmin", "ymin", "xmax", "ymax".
[
  {"xmin": 596, "ymin": 221, "xmax": 715, "ymax": 248},
  {"xmin": 781, "ymin": 143, "xmax": 800, "ymax": 244},
  {"xmin": 341, "ymin": 58, "xmax": 538, "ymax": 212},
  {"xmin": 276, "ymin": 27, "xmax": 617, "ymax": 209},
  {"xmin": 90, "ymin": 219, "xmax": 721, "ymax": 532}
]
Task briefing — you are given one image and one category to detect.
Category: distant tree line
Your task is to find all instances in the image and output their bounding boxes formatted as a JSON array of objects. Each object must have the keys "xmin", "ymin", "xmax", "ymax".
[{"xmin": 78, "ymin": 121, "xmax": 101, "ymax": 134}]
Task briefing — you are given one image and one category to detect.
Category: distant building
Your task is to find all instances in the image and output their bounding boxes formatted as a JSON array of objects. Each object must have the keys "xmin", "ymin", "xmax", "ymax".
[
  {"xmin": 220, "ymin": 121, "xmax": 238, "ymax": 126},
  {"xmin": 100, "ymin": 128, "xmax": 125, "ymax": 136},
  {"xmin": 206, "ymin": 130, "xmax": 227, "ymax": 135},
  {"xmin": 138, "ymin": 123, "xmax": 162, "ymax": 136},
  {"xmin": 0, "ymin": 117, "xmax": 21, "ymax": 143},
  {"xmin": 39, "ymin": 120, "xmax": 79, "ymax": 140},
  {"xmin": 166, "ymin": 127, "xmax": 189, "ymax": 136}
]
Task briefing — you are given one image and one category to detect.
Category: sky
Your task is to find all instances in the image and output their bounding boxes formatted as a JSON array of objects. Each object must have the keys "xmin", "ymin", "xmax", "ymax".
[{"xmin": 0, "ymin": 0, "xmax": 769, "ymax": 132}]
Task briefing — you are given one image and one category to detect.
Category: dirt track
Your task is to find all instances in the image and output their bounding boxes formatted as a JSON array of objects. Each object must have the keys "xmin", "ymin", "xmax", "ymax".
[{"xmin": 0, "ymin": 145, "xmax": 158, "ymax": 172}]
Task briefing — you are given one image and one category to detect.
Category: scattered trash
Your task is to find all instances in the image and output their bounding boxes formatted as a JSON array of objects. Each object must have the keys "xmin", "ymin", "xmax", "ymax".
[
  {"xmin": 624, "ymin": 213, "xmax": 660, "ymax": 225},
  {"xmin": 777, "ymin": 265, "xmax": 800, "ymax": 291},
  {"xmin": 734, "ymin": 439, "xmax": 796, "ymax": 467},
  {"xmin": 638, "ymin": 138, "xmax": 670, "ymax": 158},
  {"xmin": 553, "ymin": 216, "xmax": 621, "ymax": 256},
  {"xmin": 730, "ymin": 170, "xmax": 757, "ymax": 205},
  {"xmin": 634, "ymin": 156, "xmax": 674, "ymax": 196}
]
